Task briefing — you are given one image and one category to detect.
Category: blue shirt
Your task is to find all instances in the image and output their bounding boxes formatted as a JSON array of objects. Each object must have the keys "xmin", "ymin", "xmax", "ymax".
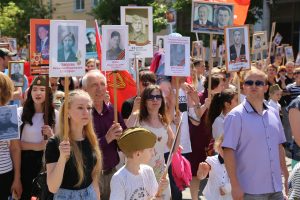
[{"xmin": 222, "ymin": 99, "xmax": 286, "ymax": 194}]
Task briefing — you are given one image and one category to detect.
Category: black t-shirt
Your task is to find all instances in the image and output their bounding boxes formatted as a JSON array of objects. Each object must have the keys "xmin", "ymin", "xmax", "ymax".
[
  {"xmin": 121, "ymin": 96, "xmax": 136, "ymax": 119},
  {"xmin": 45, "ymin": 136, "xmax": 96, "ymax": 190}
]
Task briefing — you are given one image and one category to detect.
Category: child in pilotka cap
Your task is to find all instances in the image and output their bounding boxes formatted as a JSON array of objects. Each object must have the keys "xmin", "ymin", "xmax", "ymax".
[{"xmin": 110, "ymin": 127, "xmax": 168, "ymax": 200}]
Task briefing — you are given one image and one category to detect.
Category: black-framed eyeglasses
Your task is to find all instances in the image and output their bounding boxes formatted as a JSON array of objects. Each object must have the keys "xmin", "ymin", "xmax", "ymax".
[
  {"xmin": 147, "ymin": 94, "xmax": 163, "ymax": 101},
  {"xmin": 244, "ymin": 80, "xmax": 265, "ymax": 87}
]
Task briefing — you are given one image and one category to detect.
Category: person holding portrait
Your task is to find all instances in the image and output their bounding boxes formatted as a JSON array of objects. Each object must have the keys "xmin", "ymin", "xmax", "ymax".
[
  {"xmin": 57, "ymin": 31, "xmax": 77, "ymax": 62},
  {"xmin": 129, "ymin": 15, "xmax": 147, "ymax": 44},
  {"xmin": 229, "ymin": 29, "xmax": 246, "ymax": 61},
  {"xmin": 214, "ymin": 6, "xmax": 231, "ymax": 29},
  {"xmin": 194, "ymin": 5, "xmax": 213, "ymax": 27}
]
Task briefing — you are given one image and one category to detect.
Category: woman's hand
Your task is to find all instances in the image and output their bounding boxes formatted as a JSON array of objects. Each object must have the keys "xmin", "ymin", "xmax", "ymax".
[
  {"xmin": 42, "ymin": 125, "xmax": 54, "ymax": 138},
  {"xmin": 58, "ymin": 140, "xmax": 71, "ymax": 161}
]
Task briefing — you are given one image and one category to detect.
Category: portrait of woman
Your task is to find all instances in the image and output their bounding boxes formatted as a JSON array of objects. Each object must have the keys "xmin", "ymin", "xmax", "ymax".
[{"xmin": 57, "ymin": 31, "xmax": 77, "ymax": 62}]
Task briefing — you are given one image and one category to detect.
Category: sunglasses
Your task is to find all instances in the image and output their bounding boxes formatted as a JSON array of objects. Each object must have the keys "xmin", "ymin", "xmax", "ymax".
[
  {"xmin": 244, "ymin": 80, "xmax": 265, "ymax": 87},
  {"xmin": 147, "ymin": 94, "xmax": 163, "ymax": 101},
  {"xmin": 294, "ymin": 71, "xmax": 300, "ymax": 75}
]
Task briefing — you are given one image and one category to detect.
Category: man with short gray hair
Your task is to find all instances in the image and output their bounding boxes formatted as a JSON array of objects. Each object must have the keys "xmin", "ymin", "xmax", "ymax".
[{"xmin": 82, "ymin": 70, "xmax": 126, "ymax": 200}]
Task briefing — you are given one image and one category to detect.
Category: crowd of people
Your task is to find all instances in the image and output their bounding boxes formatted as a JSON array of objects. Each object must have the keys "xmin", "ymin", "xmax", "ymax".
[{"xmin": 1, "ymin": 37, "xmax": 300, "ymax": 200}]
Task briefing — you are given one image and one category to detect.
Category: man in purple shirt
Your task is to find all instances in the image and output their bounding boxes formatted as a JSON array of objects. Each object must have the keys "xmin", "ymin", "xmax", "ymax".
[
  {"xmin": 82, "ymin": 70, "xmax": 126, "ymax": 200},
  {"xmin": 222, "ymin": 68, "xmax": 288, "ymax": 200}
]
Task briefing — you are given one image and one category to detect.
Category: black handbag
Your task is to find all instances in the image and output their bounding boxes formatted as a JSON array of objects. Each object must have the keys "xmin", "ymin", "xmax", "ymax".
[{"xmin": 31, "ymin": 172, "xmax": 53, "ymax": 200}]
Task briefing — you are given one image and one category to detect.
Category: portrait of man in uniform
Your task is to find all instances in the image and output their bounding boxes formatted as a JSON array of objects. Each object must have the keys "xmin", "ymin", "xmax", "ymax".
[{"xmin": 106, "ymin": 31, "xmax": 125, "ymax": 60}]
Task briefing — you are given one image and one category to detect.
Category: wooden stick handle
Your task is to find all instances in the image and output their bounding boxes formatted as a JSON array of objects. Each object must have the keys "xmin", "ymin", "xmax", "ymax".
[
  {"xmin": 113, "ymin": 71, "xmax": 118, "ymax": 123},
  {"xmin": 208, "ymin": 34, "xmax": 213, "ymax": 98},
  {"xmin": 64, "ymin": 77, "xmax": 69, "ymax": 141}
]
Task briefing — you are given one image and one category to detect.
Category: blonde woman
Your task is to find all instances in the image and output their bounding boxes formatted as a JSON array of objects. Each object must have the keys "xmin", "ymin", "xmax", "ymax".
[{"xmin": 46, "ymin": 90, "xmax": 102, "ymax": 199}]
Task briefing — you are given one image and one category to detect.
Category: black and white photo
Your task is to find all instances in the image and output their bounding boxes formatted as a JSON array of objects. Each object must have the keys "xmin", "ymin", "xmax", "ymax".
[
  {"xmin": 0, "ymin": 105, "xmax": 19, "ymax": 141},
  {"xmin": 9, "ymin": 61, "xmax": 24, "ymax": 87}
]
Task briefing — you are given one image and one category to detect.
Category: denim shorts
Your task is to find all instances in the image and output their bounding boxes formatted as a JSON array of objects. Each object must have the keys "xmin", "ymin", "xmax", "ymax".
[{"xmin": 54, "ymin": 184, "xmax": 97, "ymax": 200}]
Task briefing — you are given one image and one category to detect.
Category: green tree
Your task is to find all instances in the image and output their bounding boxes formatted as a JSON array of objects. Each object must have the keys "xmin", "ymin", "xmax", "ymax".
[{"xmin": 0, "ymin": 0, "xmax": 50, "ymax": 46}]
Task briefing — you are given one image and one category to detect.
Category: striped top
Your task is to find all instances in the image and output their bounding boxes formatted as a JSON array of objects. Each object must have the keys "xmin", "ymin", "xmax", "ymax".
[
  {"xmin": 288, "ymin": 162, "xmax": 300, "ymax": 199},
  {"xmin": 286, "ymin": 83, "xmax": 300, "ymax": 102},
  {"xmin": 0, "ymin": 141, "xmax": 13, "ymax": 174}
]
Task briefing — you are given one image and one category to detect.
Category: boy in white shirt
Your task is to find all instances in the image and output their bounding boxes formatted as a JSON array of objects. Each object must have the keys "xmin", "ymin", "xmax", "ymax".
[{"xmin": 110, "ymin": 127, "xmax": 167, "ymax": 200}]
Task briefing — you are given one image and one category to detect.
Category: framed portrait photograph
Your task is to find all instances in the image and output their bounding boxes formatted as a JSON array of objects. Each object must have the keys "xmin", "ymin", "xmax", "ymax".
[
  {"xmin": 273, "ymin": 32, "xmax": 283, "ymax": 46},
  {"xmin": 211, "ymin": 40, "xmax": 217, "ymax": 58},
  {"xmin": 30, "ymin": 19, "xmax": 50, "ymax": 75},
  {"xmin": 296, "ymin": 52, "xmax": 300, "ymax": 66},
  {"xmin": 191, "ymin": 40, "xmax": 204, "ymax": 60},
  {"xmin": 102, "ymin": 25, "xmax": 129, "ymax": 71},
  {"xmin": 191, "ymin": 1, "xmax": 234, "ymax": 34},
  {"xmin": 252, "ymin": 31, "xmax": 268, "ymax": 52},
  {"xmin": 0, "ymin": 105, "xmax": 20, "ymax": 141},
  {"xmin": 8, "ymin": 61, "xmax": 24, "ymax": 87},
  {"xmin": 86, "ymin": 27, "xmax": 98, "ymax": 59},
  {"xmin": 7, "ymin": 38, "xmax": 17, "ymax": 53},
  {"xmin": 276, "ymin": 46, "xmax": 284, "ymax": 57},
  {"xmin": 165, "ymin": 36, "xmax": 190, "ymax": 77},
  {"xmin": 121, "ymin": 6, "xmax": 153, "ymax": 58},
  {"xmin": 225, "ymin": 25, "xmax": 251, "ymax": 72},
  {"xmin": 218, "ymin": 44, "xmax": 225, "ymax": 58},
  {"xmin": 285, "ymin": 46, "xmax": 294, "ymax": 62},
  {"xmin": 49, "ymin": 20, "xmax": 86, "ymax": 77},
  {"xmin": 156, "ymin": 36, "xmax": 165, "ymax": 50},
  {"xmin": 166, "ymin": 9, "xmax": 176, "ymax": 25}
]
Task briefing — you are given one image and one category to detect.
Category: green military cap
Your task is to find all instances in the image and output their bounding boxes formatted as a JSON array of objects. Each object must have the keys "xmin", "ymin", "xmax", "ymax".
[
  {"xmin": 118, "ymin": 127, "xmax": 157, "ymax": 154},
  {"xmin": 31, "ymin": 76, "xmax": 48, "ymax": 87},
  {"xmin": 269, "ymin": 84, "xmax": 282, "ymax": 94}
]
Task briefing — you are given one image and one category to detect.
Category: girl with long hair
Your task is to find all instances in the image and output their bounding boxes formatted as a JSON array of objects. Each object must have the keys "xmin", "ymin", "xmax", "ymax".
[
  {"xmin": 207, "ymin": 88, "xmax": 238, "ymax": 140},
  {"xmin": 127, "ymin": 85, "xmax": 179, "ymax": 199},
  {"xmin": 19, "ymin": 76, "xmax": 57, "ymax": 200},
  {"xmin": 46, "ymin": 90, "xmax": 102, "ymax": 199}
]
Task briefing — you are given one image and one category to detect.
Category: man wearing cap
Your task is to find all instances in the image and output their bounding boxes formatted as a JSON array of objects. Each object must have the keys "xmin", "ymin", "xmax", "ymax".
[
  {"xmin": 0, "ymin": 48, "xmax": 16, "ymax": 72},
  {"xmin": 0, "ymin": 48, "xmax": 22, "ymax": 105},
  {"xmin": 57, "ymin": 31, "xmax": 77, "ymax": 62},
  {"xmin": 110, "ymin": 127, "xmax": 167, "ymax": 200},
  {"xmin": 82, "ymin": 70, "xmax": 126, "ymax": 200}
]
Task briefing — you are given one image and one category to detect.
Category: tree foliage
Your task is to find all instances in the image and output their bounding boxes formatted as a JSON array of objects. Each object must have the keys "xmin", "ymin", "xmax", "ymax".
[{"xmin": 0, "ymin": 0, "xmax": 50, "ymax": 46}]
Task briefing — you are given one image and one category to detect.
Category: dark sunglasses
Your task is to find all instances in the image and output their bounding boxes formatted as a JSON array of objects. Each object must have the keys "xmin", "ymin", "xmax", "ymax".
[
  {"xmin": 147, "ymin": 94, "xmax": 163, "ymax": 101},
  {"xmin": 294, "ymin": 71, "xmax": 300, "ymax": 75},
  {"xmin": 244, "ymin": 80, "xmax": 265, "ymax": 87}
]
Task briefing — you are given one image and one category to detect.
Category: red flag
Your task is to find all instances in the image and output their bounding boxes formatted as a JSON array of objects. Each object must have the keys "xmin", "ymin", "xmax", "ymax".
[
  {"xmin": 106, "ymin": 71, "xmax": 137, "ymax": 112},
  {"xmin": 94, "ymin": 20, "xmax": 102, "ymax": 70}
]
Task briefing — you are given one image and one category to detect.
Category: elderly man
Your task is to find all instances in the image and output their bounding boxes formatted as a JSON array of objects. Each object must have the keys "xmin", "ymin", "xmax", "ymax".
[
  {"xmin": 223, "ymin": 68, "xmax": 288, "ymax": 200},
  {"xmin": 193, "ymin": 5, "xmax": 213, "ymax": 26},
  {"xmin": 82, "ymin": 70, "xmax": 126, "ymax": 200}
]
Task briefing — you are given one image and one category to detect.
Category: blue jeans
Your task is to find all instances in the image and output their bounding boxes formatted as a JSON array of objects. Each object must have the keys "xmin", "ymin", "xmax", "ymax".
[
  {"xmin": 54, "ymin": 184, "xmax": 97, "ymax": 200},
  {"xmin": 244, "ymin": 191, "xmax": 284, "ymax": 200}
]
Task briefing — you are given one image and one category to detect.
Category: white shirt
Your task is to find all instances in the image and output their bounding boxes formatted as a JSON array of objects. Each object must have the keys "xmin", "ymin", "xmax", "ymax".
[
  {"xmin": 110, "ymin": 164, "xmax": 158, "ymax": 200},
  {"xmin": 268, "ymin": 99, "xmax": 281, "ymax": 114},
  {"xmin": 203, "ymin": 155, "xmax": 232, "ymax": 200},
  {"xmin": 18, "ymin": 107, "xmax": 58, "ymax": 143},
  {"xmin": 212, "ymin": 113, "xmax": 225, "ymax": 139}
]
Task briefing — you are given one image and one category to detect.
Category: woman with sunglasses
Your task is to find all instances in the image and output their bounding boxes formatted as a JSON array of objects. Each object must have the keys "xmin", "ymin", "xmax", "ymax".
[{"xmin": 127, "ymin": 85, "xmax": 179, "ymax": 199}]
